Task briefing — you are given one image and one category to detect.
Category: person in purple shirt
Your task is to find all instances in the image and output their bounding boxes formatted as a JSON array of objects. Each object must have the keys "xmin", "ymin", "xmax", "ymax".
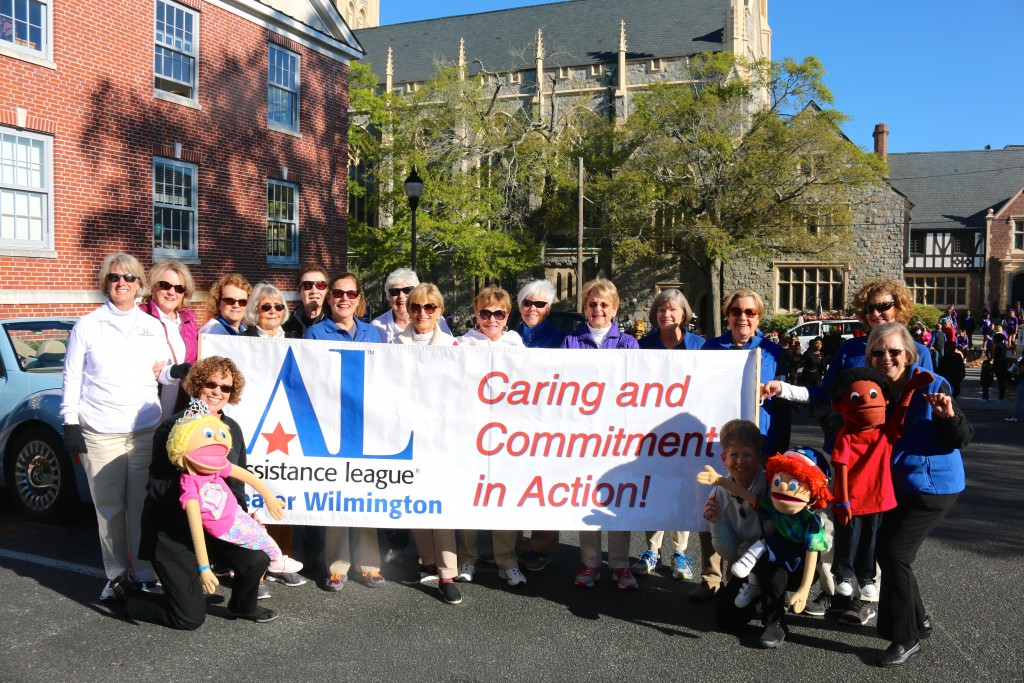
[{"xmin": 304, "ymin": 272, "xmax": 380, "ymax": 344}]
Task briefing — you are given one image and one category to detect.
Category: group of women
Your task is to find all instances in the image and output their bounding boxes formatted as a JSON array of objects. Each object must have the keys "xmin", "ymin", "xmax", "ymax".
[{"xmin": 60, "ymin": 254, "xmax": 968, "ymax": 667}]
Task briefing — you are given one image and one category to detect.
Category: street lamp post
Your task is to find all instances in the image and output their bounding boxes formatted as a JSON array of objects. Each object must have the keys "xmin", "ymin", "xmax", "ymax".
[{"xmin": 404, "ymin": 168, "xmax": 423, "ymax": 272}]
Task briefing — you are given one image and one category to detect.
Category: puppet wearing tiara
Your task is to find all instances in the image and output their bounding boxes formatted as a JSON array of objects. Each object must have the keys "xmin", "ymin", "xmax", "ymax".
[{"xmin": 167, "ymin": 400, "xmax": 302, "ymax": 594}]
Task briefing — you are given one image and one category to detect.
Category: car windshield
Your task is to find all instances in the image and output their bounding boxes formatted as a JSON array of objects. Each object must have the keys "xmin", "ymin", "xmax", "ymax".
[{"xmin": 3, "ymin": 320, "xmax": 75, "ymax": 372}]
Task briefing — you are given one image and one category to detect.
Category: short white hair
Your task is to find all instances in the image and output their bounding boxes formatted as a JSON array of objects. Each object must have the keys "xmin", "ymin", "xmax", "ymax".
[
  {"xmin": 244, "ymin": 282, "xmax": 290, "ymax": 327},
  {"xmin": 384, "ymin": 268, "xmax": 420, "ymax": 291},
  {"xmin": 517, "ymin": 279, "xmax": 556, "ymax": 307}
]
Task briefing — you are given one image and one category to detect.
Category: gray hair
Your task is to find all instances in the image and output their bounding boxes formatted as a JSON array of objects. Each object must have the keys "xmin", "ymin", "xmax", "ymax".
[
  {"xmin": 866, "ymin": 321, "xmax": 919, "ymax": 366},
  {"xmin": 648, "ymin": 288, "xmax": 693, "ymax": 328},
  {"xmin": 244, "ymin": 282, "xmax": 290, "ymax": 327},
  {"xmin": 517, "ymin": 279, "xmax": 556, "ymax": 307},
  {"xmin": 384, "ymin": 268, "xmax": 420, "ymax": 292},
  {"xmin": 97, "ymin": 252, "xmax": 145, "ymax": 297}
]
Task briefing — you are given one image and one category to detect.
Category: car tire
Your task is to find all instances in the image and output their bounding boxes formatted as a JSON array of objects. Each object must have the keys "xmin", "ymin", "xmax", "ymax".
[{"xmin": 5, "ymin": 427, "xmax": 75, "ymax": 521}]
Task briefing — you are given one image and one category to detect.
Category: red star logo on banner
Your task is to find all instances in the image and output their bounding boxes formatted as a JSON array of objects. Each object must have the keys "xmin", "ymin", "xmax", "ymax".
[{"xmin": 262, "ymin": 423, "xmax": 296, "ymax": 455}]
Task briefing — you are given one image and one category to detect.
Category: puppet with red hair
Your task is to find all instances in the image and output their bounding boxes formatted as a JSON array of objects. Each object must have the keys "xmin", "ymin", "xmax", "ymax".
[{"xmin": 698, "ymin": 447, "xmax": 833, "ymax": 647}]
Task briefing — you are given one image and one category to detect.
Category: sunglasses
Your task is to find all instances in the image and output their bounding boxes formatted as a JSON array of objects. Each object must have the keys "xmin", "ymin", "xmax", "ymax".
[
  {"xmin": 106, "ymin": 273, "xmax": 140, "ymax": 284},
  {"xmin": 220, "ymin": 297, "xmax": 248, "ymax": 307},
  {"xmin": 864, "ymin": 301, "xmax": 897, "ymax": 315},
  {"xmin": 156, "ymin": 280, "xmax": 186, "ymax": 294},
  {"xmin": 522, "ymin": 299, "xmax": 548, "ymax": 309},
  {"xmin": 389, "ymin": 286, "xmax": 414, "ymax": 297},
  {"xmin": 300, "ymin": 280, "xmax": 328, "ymax": 291},
  {"xmin": 870, "ymin": 348, "xmax": 903, "ymax": 358},
  {"xmin": 331, "ymin": 289, "xmax": 360, "ymax": 300},
  {"xmin": 259, "ymin": 303, "xmax": 286, "ymax": 313},
  {"xmin": 478, "ymin": 309, "xmax": 507, "ymax": 321},
  {"xmin": 202, "ymin": 380, "xmax": 234, "ymax": 393},
  {"xmin": 728, "ymin": 307, "xmax": 758, "ymax": 317},
  {"xmin": 409, "ymin": 303, "xmax": 439, "ymax": 314}
]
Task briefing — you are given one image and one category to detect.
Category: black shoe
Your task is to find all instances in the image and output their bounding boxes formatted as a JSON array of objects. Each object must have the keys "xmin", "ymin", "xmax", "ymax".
[
  {"xmin": 837, "ymin": 598, "xmax": 877, "ymax": 626},
  {"xmin": 439, "ymin": 580, "xmax": 463, "ymax": 605},
  {"xmin": 687, "ymin": 582, "xmax": 718, "ymax": 603},
  {"xmin": 918, "ymin": 615, "xmax": 933, "ymax": 638},
  {"xmin": 758, "ymin": 622, "xmax": 786, "ymax": 648},
  {"xmin": 109, "ymin": 576, "xmax": 131, "ymax": 605},
  {"xmin": 803, "ymin": 592, "xmax": 831, "ymax": 616},
  {"xmin": 227, "ymin": 606, "xmax": 279, "ymax": 623},
  {"xmin": 878, "ymin": 640, "xmax": 921, "ymax": 668}
]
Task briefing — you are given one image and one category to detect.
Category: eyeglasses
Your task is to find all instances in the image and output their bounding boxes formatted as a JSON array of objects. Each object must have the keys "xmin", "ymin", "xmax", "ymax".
[
  {"xmin": 870, "ymin": 348, "xmax": 903, "ymax": 358},
  {"xmin": 202, "ymin": 380, "xmax": 234, "ymax": 393},
  {"xmin": 389, "ymin": 286, "xmax": 414, "ymax": 297},
  {"xmin": 156, "ymin": 280, "xmax": 186, "ymax": 294},
  {"xmin": 300, "ymin": 280, "xmax": 328, "ymax": 291},
  {"xmin": 409, "ymin": 303, "xmax": 439, "ymax": 314},
  {"xmin": 331, "ymin": 289, "xmax": 360, "ymax": 299},
  {"xmin": 728, "ymin": 307, "xmax": 758, "ymax": 317},
  {"xmin": 259, "ymin": 303, "xmax": 286, "ymax": 313},
  {"xmin": 220, "ymin": 297, "xmax": 248, "ymax": 307},
  {"xmin": 521, "ymin": 299, "xmax": 548, "ymax": 309},
  {"xmin": 106, "ymin": 273, "xmax": 139, "ymax": 284},
  {"xmin": 478, "ymin": 309, "xmax": 507, "ymax": 321},
  {"xmin": 864, "ymin": 301, "xmax": 897, "ymax": 315}
]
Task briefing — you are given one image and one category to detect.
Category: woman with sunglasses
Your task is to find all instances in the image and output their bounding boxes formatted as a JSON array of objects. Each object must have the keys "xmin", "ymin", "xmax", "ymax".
[
  {"xmin": 141, "ymin": 260, "xmax": 198, "ymax": 416},
  {"xmin": 113, "ymin": 357, "xmax": 280, "ymax": 626},
  {"xmin": 457, "ymin": 286, "xmax": 528, "ymax": 588},
  {"xmin": 282, "ymin": 264, "xmax": 330, "ymax": 337},
  {"xmin": 304, "ymin": 273, "xmax": 385, "ymax": 591},
  {"xmin": 561, "ymin": 279, "xmax": 640, "ymax": 591},
  {"xmin": 199, "ymin": 274, "xmax": 252, "ymax": 336},
  {"xmin": 242, "ymin": 283, "xmax": 300, "ymax": 339},
  {"xmin": 61, "ymin": 252, "xmax": 188, "ymax": 601},
  {"xmin": 372, "ymin": 268, "xmax": 453, "ymax": 344},
  {"xmin": 864, "ymin": 323, "xmax": 969, "ymax": 667}
]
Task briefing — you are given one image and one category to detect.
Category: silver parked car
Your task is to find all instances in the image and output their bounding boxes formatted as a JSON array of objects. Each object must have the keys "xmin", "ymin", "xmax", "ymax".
[{"xmin": 0, "ymin": 317, "xmax": 90, "ymax": 520}]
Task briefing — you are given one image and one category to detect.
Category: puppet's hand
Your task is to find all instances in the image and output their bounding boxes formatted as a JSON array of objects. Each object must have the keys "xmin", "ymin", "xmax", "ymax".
[
  {"xmin": 200, "ymin": 568, "xmax": 220, "ymax": 594},
  {"xmin": 761, "ymin": 381, "xmax": 782, "ymax": 399},
  {"xmin": 834, "ymin": 504, "xmax": 852, "ymax": 526},
  {"xmin": 696, "ymin": 465, "xmax": 721, "ymax": 486},
  {"xmin": 906, "ymin": 369, "xmax": 935, "ymax": 392},
  {"xmin": 264, "ymin": 495, "xmax": 285, "ymax": 521},
  {"xmin": 925, "ymin": 392, "xmax": 955, "ymax": 418},
  {"xmin": 789, "ymin": 586, "xmax": 810, "ymax": 613}
]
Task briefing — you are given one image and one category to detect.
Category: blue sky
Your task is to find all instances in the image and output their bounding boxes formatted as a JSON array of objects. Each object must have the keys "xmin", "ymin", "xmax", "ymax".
[{"xmin": 376, "ymin": 0, "xmax": 1023, "ymax": 154}]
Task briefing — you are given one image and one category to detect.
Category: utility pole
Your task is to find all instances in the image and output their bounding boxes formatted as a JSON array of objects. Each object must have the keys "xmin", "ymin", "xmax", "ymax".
[{"xmin": 577, "ymin": 156, "xmax": 584, "ymax": 313}]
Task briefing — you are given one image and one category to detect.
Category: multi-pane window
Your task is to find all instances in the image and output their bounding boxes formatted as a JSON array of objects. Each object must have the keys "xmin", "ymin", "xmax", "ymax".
[
  {"xmin": 267, "ymin": 180, "xmax": 298, "ymax": 264},
  {"xmin": 907, "ymin": 275, "xmax": 967, "ymax": 307},
  {"xmin": 0, "ymin": 0, "xmax": 49, "ymax": 56},
  {"xmin": 1014, "ymin": 220, "xmax": 1024, "ymax": 251},
  {"xmin": 268, "ymin": 45, "xmax": 299, "ymax": 131},
  {"xmin": 0, "ymin": 128, "xmax": 51, "ymax": 249},
  {"xmin": 909, "ymin": 233, "xmax": 924, "ymax": 254},
  {"xmin": 153, "ymin": 159, "xmax": 197, "ymax": 258},
  {"xmin": 155, "ymin": 0, "xmax": 198, "ymax": 100},
  {"xmin": 777, "ymin": 266, "xmax": 845, "ymax": 313}
]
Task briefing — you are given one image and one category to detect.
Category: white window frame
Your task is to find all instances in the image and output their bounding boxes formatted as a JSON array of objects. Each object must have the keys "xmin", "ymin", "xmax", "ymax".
[
  {"xmin": 0, "ymin": 0, "xmax": 53, "ymax": 66},
  {"xmin": 0, "ymin": 127, "xmax": 53, "ymax": 255},
  {"xmin": 268, "ymin": 44, "xmax": 300, "ymax": 133},
  {"xmin": 649, "ymin": 58, "xmax": 666, "ymax": 73},
  {"xmin": 153, "ymin": 158, "xmax": 198, "ymax": 260},
  {"xmin": 267, "ymin": 179, "xmax": 299, "ymax": 265},
  {"xmin": 775, "ymin": 264, "xmax": 847, "ymax": 314},
  {"xmin": 1013, "ymin": 218, "xmax": 1024, "ymax": 251},
  {"xmin": 154, "ymin": 0, "xmax": 200, "ymax": 106}
]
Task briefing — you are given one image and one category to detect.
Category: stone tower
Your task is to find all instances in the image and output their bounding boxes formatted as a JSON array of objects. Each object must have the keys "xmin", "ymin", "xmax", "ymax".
[{"xmin": 337, "ymin": 0, "xmax": 379, "ymax": 29}]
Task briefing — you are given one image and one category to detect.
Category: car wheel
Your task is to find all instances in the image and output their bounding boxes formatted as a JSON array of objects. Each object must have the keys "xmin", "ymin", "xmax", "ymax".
[{"xmin": 5, "ymin": 428, "xmax": 75, "ymax": 521}]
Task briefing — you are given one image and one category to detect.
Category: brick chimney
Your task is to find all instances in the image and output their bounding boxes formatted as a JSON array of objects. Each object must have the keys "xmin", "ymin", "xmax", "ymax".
[{"xmin": 873, "ymin": 123, "xmax": 889, "ymax": 160}]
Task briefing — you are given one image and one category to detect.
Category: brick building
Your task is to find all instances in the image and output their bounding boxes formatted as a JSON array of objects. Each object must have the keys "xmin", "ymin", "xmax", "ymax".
[{"xmin": 0, "ymin": 0, "xmax": 362, "ymax": 319}]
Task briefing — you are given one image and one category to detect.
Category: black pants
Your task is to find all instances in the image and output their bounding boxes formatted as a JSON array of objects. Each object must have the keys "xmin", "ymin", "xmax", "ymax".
[
  {"xmin": 715, "ymin": 565, "xmax": 809, "ymax": 631},
  {"xmin": 124, "ymin": 533, "xmax": 269, "ymax": 630},
  {"xmin": 876, "ymin": 492, "xmax": 958, "ymax": 644},
  {"xmin": 832, "ymin": 512, "xmax": 882, "ymax": 585}
]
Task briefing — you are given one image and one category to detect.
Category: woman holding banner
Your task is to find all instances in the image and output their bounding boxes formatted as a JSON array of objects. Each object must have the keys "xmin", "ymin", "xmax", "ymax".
[
  {"xmin": 560, "ymin": 278, "xmax": 640, "ymax": 591},
  {"xmin": 457, "ymin": 286, "xmax": 529, "ymax": 589}
]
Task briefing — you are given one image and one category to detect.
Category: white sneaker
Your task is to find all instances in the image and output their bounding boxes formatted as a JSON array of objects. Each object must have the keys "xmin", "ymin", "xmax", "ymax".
[
  {"xmin": 731, "ymin": 543, "xmax": 766, "ymax": 579},
  {"xmin": 456, "ymin": 564, "xmax": 476, "ymax": 582},
  {"xmin": 835, "ymin": 580, "xmax": 854, "ymax": 597},
  {"xmin": 99, "ymin": 580, "xmax": 116, "ymax": 601},
  {"xmin": 859, "ymin": 582, "xmax": 879, "ymax": 600},
  {"xmin": 268, "ymin": 555, "xmax": 303, "ymax": 574},
  {"xmin": 499, "ymin": 567, "xmax": 528, "ymax": 587},
  {"xmin": 734, "ymin": 580, "xmax": 762, "ymax": 608}
]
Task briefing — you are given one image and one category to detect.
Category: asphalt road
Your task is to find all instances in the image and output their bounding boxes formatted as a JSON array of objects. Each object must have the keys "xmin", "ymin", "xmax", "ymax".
[{"xmin": 0, "ymin": 368, "xmax": 1020, "ymax": 682}]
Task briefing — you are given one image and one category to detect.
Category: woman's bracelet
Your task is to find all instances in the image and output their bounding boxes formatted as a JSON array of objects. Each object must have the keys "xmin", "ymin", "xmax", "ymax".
[
  {"xmin": 833, "ymin": 501, "xmax": 850, "ymax": 508},
  {"xmin": 198, "ymin": 564, "xmax": 211, "ymax": 572}
]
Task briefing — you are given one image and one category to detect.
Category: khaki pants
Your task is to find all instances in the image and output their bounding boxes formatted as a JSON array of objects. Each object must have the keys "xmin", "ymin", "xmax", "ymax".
[
  {"xmin": 580, "ymin": 531, "xmax": 631, "ymax": 570},
  {"xmin": 458, "ymin": 530, "xmax": 520, "ymax": 570},
  {"xmin": 644, "ymin": 530, "xmax": 691, "ymax": 555},
  {"xmin": 80, "ymin": 424, "xmax": 157, "ymax": 582},
  {"xmin": 698, "ymin": 531, "xmax": 722, "ymax": 589},
  {"xmin": 324, "ymin": 527, "xmax": 381, "ymax": 576},
  {"xmin": 412, "ymin": 529, "xmax": 458, "ymax": 579}
]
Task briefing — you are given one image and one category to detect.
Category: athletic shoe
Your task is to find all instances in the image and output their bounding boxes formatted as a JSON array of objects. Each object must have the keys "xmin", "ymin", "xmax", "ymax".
[
  {"xmin": 402, "ymin": 563, "xmax": 438, "ymax": 585},
  {"xmin": 575, "ymin": 565, "xmax": 600, "ymax": 588},
  {"xmin": 614, "ymin": 568, "xmax": 638, "ymax": 591},
  {"xmin": 860, "ymin": 582, "xmax": 879, "ymax": 600},
  {"xmin": 498, "ymin": 567, "xmax": 528, "ymax": 587},
  {"xmin": 135, "ymin": 581, "xmax": 163, "ymax": 595},
  {"xmin": 267, "ymin": 555, "xmax": 303, "ymax": 574},
  {"xmin": 631, "ymin": 549, "xmax": 660, "ymax": 575},
  {"xmin": 835, "ymin": 579, "xmax": 854, "ymax": 597},
  {"xmin": 734, "ymin": 580, "xmax": 762, "ymax": 608},
  {"xmin": 109, "ymin": 576, "xmax": 130, "ymax": 604},
  {"xmin": 99, "ymin": 580, "xmax": 117, "ymax": 601},
  {"xmin": 266, "ymin": 571, "xmax": 307, "ymax": 587},
  {"xmin": 227, "ymin": 605, "xmax": 278, "ymax": 623},
  {"xmin": 257, "ymin": 582, "xmax": 271, "ymax": 600},
  {"xmin": 671, "ymin": 552, "xmax": 695, "ymax": 580},
  {"xmin": 456, "ymin": 564, "xmax": 476, "ymax": 583},
  {"xmin": 361, "ymin": 571, "xmax": 386, "ymax": 588},
  {"xmin": 439, "ymin": 579, "xmax": 463, "ymax": 605},
  {"xmin": 838, "ymin": 598, "xmax": 877, "ymax": 626},
  {"xmin": 325, "ymin": 573, "xmax": 348, "ymax": 591},
  {"xmin": 803, "ymin": 592, "xmax": 832, "ymax": 616},
  {"xmin": 522, "ymin": 551, "xmax": 552, "ymax": 572}
]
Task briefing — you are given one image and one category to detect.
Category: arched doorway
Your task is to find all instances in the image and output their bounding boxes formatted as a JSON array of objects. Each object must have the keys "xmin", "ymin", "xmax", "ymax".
[{"xmin": 1011, "ymin": 271, "xmax": 1024, "ymax": 308}]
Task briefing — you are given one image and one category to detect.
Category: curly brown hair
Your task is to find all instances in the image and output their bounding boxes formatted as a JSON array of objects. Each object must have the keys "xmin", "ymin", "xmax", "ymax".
[
  {"xmin": 853, "ymin": 278, "xmax": 914, "ymax": 326},
  {"xmin": 206, "ymin": 273, "xmax": 253, "ymax": 318},
  {"xmin": 183, "ymin": 356, "xmax": 245, "ymax": 405}
]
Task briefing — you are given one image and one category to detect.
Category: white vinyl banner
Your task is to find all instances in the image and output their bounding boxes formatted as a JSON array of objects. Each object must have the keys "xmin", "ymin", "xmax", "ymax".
[{"xmin": 200, "ymin": 335, "xmax": 760, "ymax": 531}]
